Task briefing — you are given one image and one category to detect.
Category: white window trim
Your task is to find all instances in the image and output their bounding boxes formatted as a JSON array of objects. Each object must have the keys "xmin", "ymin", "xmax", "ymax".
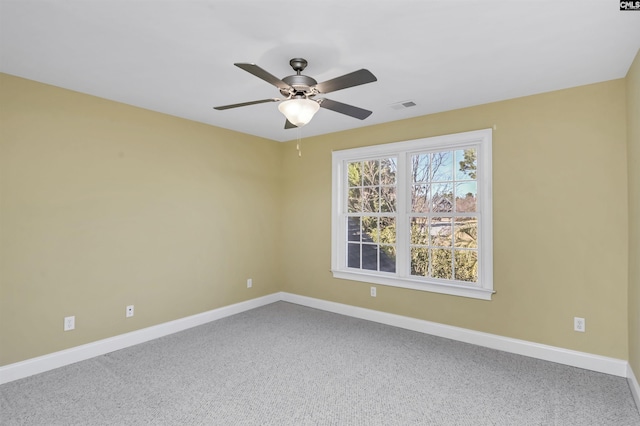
[{"xmin": 331, "ymin": 129, "xmax": 494, "ymax": 301}]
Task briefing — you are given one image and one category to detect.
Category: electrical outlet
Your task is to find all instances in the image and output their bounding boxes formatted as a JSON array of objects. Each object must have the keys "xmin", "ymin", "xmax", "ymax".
[
  {"xmin": 370, "ymin": 286, "xmax": 377, "ymax": 297},
  {"xmin": 64, "ymin": 316, "xmax": 75, "ymax": 331},
  {"xmin": 247, "ymin": 278, "xmax": 252, "ymax": 288},
  {"xmin": 574, "ymin": 317, "xmax": 585, "ymax": 332},
  {"xmin": 126, "ymin": 305, "xmax": 134, "ymax": 318}
]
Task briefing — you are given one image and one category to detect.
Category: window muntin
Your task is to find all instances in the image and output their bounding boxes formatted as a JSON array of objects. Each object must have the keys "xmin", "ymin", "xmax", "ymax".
[{"xmin": 331, "ymin": 129, "xmax": 493, "ymax": 300}]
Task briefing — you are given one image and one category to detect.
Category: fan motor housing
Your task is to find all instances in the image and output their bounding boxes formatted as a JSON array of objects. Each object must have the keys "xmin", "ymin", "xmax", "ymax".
[{"xmin": 281, "ymin": 74, "xmax": 318, "ymax": 96}]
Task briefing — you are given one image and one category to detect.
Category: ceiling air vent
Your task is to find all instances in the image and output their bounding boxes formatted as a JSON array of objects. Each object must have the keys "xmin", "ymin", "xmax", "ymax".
[{"xmin": 390, "ymin": 100, "xmax": 417, "ymax": 110}]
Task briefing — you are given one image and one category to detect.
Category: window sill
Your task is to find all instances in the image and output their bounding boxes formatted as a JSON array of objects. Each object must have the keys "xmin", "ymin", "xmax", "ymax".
[{"xmin": 331, "ymin": 270, "xmax": 494, "ymax": 301}]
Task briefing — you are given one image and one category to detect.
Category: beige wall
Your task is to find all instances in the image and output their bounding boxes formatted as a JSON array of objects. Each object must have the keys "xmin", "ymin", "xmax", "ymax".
[
  {"xmin": 628, "ymin": 49, "xmax": 640, "ymax": 376},
  {"xmin": 0, "ymin": 71, "xmax": 633, "ymax": 367},
  {"xmin": 281, "ymin": 79, "xmax": 629, "ymax": 359},
  {"xmin": 0, "ymin": 74, "xmax": 283, "ymax": 365}
]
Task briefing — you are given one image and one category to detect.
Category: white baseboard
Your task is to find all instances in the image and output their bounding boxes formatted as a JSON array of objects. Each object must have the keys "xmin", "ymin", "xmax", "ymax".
[
  {"xmin": 0, "ymin": 293, "xmax": 280, "ymax": 385},
  {"xmin": 0, "ymin": 291, "xmax": 632, "ymax": 386},
  {"xmin": 629, "ymin": 364, "xmax": 640, "ymax": 411},
  {"xmin": 279, "ymin": 292, "xmax": 630, "ymax": 378}
]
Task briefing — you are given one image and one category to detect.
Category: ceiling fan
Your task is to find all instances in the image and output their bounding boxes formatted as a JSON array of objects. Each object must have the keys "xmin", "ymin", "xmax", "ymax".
[{"xmin": 214, "ymin": 58, "xmax": 377, "ymax": 129}]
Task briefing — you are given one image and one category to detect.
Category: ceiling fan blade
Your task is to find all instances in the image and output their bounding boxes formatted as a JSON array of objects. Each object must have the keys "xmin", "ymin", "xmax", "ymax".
[
  {"xmin": 213, "ymin": 98, "xmax": 280, "ymax": 110},
  {"xmin": 284, "ymin": 119, "xmax": 297, "ymax": 129},
  {"xmin": 314, "ymin": 69, "xmax": 377, "ymax": 94},
  {"xmin": 234, "ymin": 63, "xmax": 291, "ymax": 91},
  {"xmin": 319, "ymin": 98, "xmax": 373, "ymax": 120}
]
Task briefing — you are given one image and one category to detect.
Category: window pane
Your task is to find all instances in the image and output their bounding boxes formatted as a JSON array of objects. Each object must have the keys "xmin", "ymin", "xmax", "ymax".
[
  {"xmin": 455, "ymin": 181, "xmax": 477, "ymax": 213},
  {"xmin": 348, "ymin": 188, "xmax": 362, "ymax": 212},
  {"xmin": 347, "ymin": 243, "xmax": 360, "ymax": 268},
  {"xmin": 431, "ymin": 183, "xmax": 454, "ymax": 212},
  {"xmin": 347, "ymin": 217, "xmax": 361, "ymax": 242},
  {"xmin": 430, "ymin": 217, "xmax": 452, "ymax": 247},
  {"xmin": 348, "ymin": 161, "xmax": 362, "ymax": 187},
  {"xmin": 380, "ymin": 158, "xmax": 397, "ymax": 185},
  {"xmin": 411, "ymin": 154, "xmax": 430, "ymax": 183},
  {"xmin": 411, "ymin": 247, "xmax": 429, "ymax": 276},
  {"xmin": 430, "ymin": 248, "xmax": 452, "ymax": 279},
  {"xmin": 362, "ymin": 244, "xmax": 378, "ymax": 271},
  {"xmin": 363, "ymin": 160, "xmax": 379, "ymax": 186},
  {"xmin": 379, "ymin": 217, "xmax": 396, "ymax": 245},
  {"xmin": 410, "ymin": 217, "xmax": 429, "ymax": 245},
  {"xmin": 455, "ymin": 249, "xmax": 478, "ymax": 282},
  {"xmin": 380, "ymin": 186, "xmax": 396, "ymax": 212},
  {"xmin": 362, "ymin": 187, "xmax": 380, "ymax": 212},
  {"xmin": 362, "ymin": 216, "xmax": 378, "ymax": 243},
  {"xmin": 412, "ymin": 184, "xmax": 429, "ymax": 213},
  {"xmin": 455, "ymin": 148, "xmax": 477, "ymax": 180},
  {"xmin": 454, "ymin": 218, "xmax": 477, "ymax": 249},
  {"xmin": 380, "ymin": 245, "xmax": 396, "ymax": 273},
  {"xmin": 431, "ymin": 151, "xmax": 453, "ymax": 182}
]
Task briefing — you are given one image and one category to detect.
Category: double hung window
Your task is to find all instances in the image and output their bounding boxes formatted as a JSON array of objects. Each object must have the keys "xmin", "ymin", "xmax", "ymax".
[{"xmin": 331, "ymin": 129, "xmax": 493, "ymax": 300}]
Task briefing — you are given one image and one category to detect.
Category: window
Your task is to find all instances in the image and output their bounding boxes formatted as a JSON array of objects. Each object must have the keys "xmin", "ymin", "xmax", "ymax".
[{"xmin": 331, "ymin": 129, "xmax": 493, "ymax": 300}]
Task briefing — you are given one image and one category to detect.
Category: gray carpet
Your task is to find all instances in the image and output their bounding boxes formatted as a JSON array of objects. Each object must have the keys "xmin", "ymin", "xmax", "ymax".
[{"xmin": 1, "ymin": 301, "xmax": 639, "ymax": 425}]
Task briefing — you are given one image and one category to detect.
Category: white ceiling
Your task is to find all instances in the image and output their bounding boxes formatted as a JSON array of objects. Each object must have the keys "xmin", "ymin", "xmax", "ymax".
[{"xmin": 1, "ymin": 1, "xmax": 639, "ymax": 142}]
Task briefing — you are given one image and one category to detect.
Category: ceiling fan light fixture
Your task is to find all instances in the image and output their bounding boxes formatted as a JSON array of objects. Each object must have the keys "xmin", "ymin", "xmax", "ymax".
[{"xmin": 278, "ymin": 98, "xmax": 320, "ymax": 127}]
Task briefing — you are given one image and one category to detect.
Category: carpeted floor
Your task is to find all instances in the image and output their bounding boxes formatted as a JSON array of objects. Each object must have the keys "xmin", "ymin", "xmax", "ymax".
[{"xmin": 1, "ymin": 301, "xmax": 639, "ymax": 425}]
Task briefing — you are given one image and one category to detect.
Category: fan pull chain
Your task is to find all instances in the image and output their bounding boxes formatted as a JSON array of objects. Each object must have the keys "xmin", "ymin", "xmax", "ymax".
[{"xmin": 296, "ymin": 127, "xmax": 302, "ymax": 157}]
